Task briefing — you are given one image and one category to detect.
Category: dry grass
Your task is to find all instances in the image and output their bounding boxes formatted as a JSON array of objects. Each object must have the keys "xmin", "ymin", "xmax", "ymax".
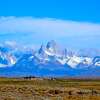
[{"xmin": 0, "ymin": 77, "xmax": 100, "ymax": 100}]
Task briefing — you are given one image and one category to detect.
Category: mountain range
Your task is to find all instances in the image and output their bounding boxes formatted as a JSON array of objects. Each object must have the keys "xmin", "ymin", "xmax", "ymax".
[{"xmin": 0, "ymin": 40, "xmax": 100, "ymax": 77}]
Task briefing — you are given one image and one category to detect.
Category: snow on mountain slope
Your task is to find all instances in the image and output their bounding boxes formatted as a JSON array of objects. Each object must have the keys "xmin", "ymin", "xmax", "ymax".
[
  {"xmin": 0, "ymin": 40, "xmax": 99, "ymax": 71},
  {"xmin": 0, "ymin": 51, "xmax": 17, "ymax": 67},
  {"xmin": 67, "ymin": 56, "xmax": 82, "ymax": 68},
  {"xmin": 95, "ymin": 61, "xmax": 100, "ymax": 66},
  {"xmin": 56, "ymin": 57, "xmax": 67, "ymax": 65},
  {"xmin": 93, "ymin": 56, "xmax": 100, "ymax": 67},
  {"xmin": 67, "ymin": 56, "xmax": 94, "ymax": 68},
  {"xmin": 0, "ymin": 40, "xmax": 99, "ymax": 77},
  {"xmin": 82, "ymin": 57, "xmax": 93, "ymax": 65}
]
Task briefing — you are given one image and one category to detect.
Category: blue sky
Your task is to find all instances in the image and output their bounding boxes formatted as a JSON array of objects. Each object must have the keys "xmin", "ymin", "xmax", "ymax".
[
  {"xmin": 0, "ymin": 0, "xmax": 100, "ymax": 22},
  {"xmin": 0, "ymin": 0, "xmax": 100, "ymax": 49}
]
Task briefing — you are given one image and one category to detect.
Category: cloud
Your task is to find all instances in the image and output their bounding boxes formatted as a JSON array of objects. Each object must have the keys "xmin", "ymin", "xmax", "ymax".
[
  {"xmin": 0, "ymin": 16, "xmax": 100, "ymax": 48},
  {"xmin": 0, "ymin": 16, "xmax": 100, "ymax": 36}
]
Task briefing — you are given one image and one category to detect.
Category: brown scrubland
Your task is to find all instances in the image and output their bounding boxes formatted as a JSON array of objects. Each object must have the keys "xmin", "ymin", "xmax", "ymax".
[{"xmin": 0, "ymin": 77, "xmax": 100, "ymax": 100}]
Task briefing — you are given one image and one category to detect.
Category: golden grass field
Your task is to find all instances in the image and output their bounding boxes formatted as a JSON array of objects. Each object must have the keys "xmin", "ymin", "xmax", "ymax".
[{"xmin": 0, "ymin": 77, "xmax": 100, "ymax": 100}]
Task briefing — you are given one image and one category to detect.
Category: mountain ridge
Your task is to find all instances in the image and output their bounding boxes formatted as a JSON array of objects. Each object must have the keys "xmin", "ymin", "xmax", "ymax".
[{"xmin": 0, "ymin": 40, "xmax": 100, "ymax": 77}]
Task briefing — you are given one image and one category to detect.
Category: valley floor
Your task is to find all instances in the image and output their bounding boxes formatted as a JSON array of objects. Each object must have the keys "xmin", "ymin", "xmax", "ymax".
[{"xmin": 0, "ymin": 77, "xmax": 100, "ymax": 100}]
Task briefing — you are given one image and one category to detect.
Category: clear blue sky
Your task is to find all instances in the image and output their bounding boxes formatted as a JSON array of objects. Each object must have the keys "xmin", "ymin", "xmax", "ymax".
[{"xmin": 0, "ymin": 0, "xmax": 100, "ymax": 23}]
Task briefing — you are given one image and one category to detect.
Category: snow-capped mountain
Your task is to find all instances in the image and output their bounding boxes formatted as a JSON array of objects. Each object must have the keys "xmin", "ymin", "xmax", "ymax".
[
  {"xmin": 0, "ymin": 51, "xmax": 16, "ymax": 67},
  {"xmin": 0, "ymin": 40, "xmax": 99, "ymax": 77}
]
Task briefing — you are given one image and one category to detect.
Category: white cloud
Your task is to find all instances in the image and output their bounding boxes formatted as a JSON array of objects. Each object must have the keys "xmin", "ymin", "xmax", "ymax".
[
  {"xmin": 0, "ymin": 16, "xmax": 100, "ymax": 37},
  {"xmin": 0, "ymin": 16, "xmax": 100, "ymax": 48}
]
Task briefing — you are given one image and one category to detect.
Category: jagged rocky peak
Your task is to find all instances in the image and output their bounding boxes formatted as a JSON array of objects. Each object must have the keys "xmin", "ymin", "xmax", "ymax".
[
  {"xmin": 62, "ymin": 48, "xmax": 68, "ymax": 57},
  {"xmin": 46, "ymin": 40, "xmax": 58, "ymax": 53},
  {"xmin": 38, "ymin": 44, "xmax": 45, "ymax": 54}
]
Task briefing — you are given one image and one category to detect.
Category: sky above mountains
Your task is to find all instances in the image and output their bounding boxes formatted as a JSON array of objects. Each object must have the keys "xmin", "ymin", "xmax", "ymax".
[{"xmin": 0, "ymin": 0, "xmax": 100, "ymax": 49}]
